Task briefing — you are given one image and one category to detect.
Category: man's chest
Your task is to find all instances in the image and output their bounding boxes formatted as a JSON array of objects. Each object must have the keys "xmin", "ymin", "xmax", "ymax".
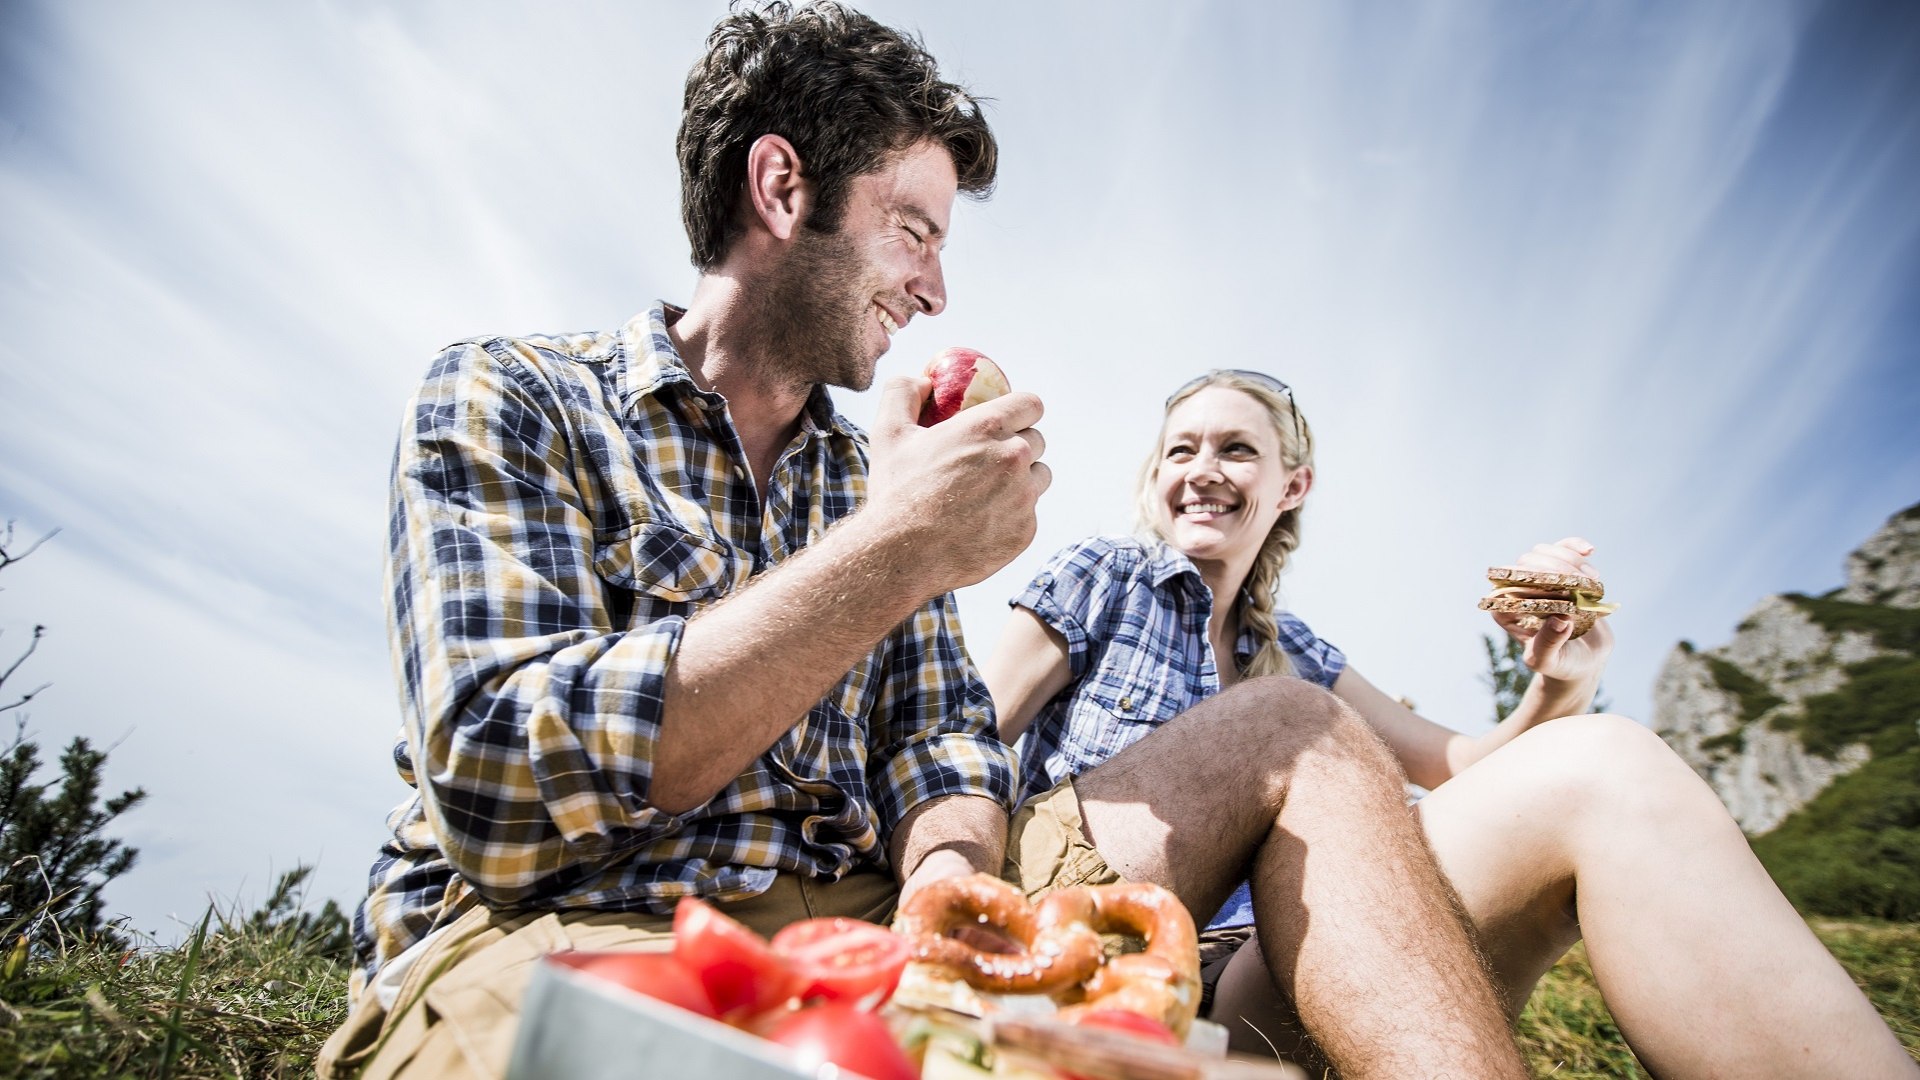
[{"xmin": 568, "ymin": 391, "xmax": 864, "ymax": 620}]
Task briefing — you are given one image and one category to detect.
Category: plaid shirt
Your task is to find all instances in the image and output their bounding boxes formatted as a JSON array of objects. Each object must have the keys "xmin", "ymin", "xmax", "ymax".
[
  {"xmin": 1010, "ymin": 536, "xmax": 1346, "ymax": 930},
  {"xmin": 352, "ymin": 303, "xmax": 1016, "ymax": 991}
]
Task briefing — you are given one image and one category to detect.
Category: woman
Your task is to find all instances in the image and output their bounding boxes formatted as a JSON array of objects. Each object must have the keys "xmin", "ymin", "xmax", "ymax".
[{"xmin": 984, "ymin": 370, "xmax": 1915, "ymax": 1077}]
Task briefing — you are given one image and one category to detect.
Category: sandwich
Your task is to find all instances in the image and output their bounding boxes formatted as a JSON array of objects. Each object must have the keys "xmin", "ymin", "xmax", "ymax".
[{"xmin": 1477, "ymin": 567, "xmax": 1618, "ymax": 638}]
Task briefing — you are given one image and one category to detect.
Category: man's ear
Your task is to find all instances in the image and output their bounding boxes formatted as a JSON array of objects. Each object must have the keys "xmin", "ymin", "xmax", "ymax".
[
  {"xmin": 1281, "ymin": 464, "xmax": 1314, "ymax": 512},
  {"xmin": 744, "ymin": 134, "xmax": 811, "ymax": 242}
]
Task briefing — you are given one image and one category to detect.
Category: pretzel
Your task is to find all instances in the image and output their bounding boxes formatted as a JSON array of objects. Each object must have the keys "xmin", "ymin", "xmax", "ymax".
[
  {"xmin": 894, "ymin": 875, "xmax": 1203, "ymax": 1037},
  {"xmin": 1050, "ymin": 882, "xmax": 1203, "ymax": 1037},
  {"xmin": 894, "ymin": 874, "xmax": 1103, "ymax": 994}
]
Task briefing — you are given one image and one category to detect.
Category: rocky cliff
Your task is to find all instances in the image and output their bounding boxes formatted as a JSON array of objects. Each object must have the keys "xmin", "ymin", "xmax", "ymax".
[{"xmin": 1652, "ymin": 502, "xmax": 1920, "ymax": 835}]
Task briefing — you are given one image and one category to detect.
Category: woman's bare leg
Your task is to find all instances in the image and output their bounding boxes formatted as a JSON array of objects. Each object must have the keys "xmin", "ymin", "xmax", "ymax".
[{"xmin": 1213, "ymin": 713, "xmax": 1917, "ymax": 1078}]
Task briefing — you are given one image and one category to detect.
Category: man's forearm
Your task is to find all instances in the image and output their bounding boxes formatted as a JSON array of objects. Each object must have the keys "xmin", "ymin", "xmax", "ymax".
[
  {"xmin": 890, "ymin": 794, "xmax": 1009, "ymax": 897},
  {"xmin": 649, "ymin": 506, "xmax": 936, "ymax": 813}
]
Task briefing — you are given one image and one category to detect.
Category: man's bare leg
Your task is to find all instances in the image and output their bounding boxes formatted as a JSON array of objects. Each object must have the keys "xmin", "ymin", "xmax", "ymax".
[
  {"xmin": 1213, "ymin": 714, "xmax": 1919, "ymax": 1079},
  {"xmin": 1073, "ymin": 677, "xmax": 1528, "ymax": 1080}
]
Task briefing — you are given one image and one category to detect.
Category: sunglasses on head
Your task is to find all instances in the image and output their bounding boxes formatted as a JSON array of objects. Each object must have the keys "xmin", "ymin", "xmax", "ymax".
[{"xmin": 1165, "ymin": 369, "xmax": 1302, "ymax": 435}]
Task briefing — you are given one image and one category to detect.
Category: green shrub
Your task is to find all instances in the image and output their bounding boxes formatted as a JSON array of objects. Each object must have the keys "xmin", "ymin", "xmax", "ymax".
[
  {"xmin": 1753, "ymin": 747, "xmax": 1920, "ymax": 921},
  {"xmin": 1785, "ymin": 593, "xmax": 1920, "ymax": 655},
  {"xmin": 1787, "ymin": 656, "xmax": 1920, "ymax": 759},
  {"xmin": 1700, "ymin": 729, "xmax": 1746, "ymax": 755},
  {"xmin": 1703, "ymin": 655, "xmax": 1784, "ymax": 724}
]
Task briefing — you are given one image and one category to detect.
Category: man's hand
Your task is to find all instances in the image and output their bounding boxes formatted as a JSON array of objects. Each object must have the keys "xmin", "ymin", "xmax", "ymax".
[
  {"xmin": 1489, "ymin": 536, "xmax": 1615, "ymax": 684},
  {"xmin": 899, "ymin": 848, "xmax": 980, "ymax": 908},
  {"xmin": 866, "ymin": 375, "xmax": 1051, "ymax": 595}
]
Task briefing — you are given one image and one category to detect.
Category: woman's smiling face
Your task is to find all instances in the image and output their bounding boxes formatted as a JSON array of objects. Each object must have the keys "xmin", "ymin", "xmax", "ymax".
[{"xmin": 1152, "ymin": 386, "xmax": 1309, "ymax": 568}]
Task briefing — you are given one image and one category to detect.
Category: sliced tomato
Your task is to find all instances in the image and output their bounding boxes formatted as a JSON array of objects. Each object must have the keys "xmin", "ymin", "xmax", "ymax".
[
  {"xmin": 672, "ymin": 897, "xmax": 800, "ymax": 1019},
  {"xmin": 1072, "ymin": 1009, "xmax": 1181, "ymax": 1046},
  {"xmin": 762, "ymin": 1002, "xmax": 919, "ymax": 1080},
  {"xmin": 770, "ymin": 917, "xmax": 912, "ymax": 1009},
  {"xmin": 549, "ymin": 951, "xmax": 716, "ymax": 1019}
]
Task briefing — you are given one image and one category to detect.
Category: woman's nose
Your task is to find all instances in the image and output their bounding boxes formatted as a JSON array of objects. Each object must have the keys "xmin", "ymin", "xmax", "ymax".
[{"xmin": 1187, "ymin": 454, "xmax": 1225, "ymax": 483}]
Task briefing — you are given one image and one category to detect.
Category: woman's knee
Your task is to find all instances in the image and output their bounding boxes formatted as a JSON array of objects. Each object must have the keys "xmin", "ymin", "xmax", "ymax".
[{"xmin": 1506, "ymin": 713, "xmax": 1726, "ymax": 827}]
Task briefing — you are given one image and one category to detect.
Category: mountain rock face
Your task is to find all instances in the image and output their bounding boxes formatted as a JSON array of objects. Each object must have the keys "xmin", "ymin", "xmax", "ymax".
[
  {"xmin": 1838, "ymin": 505, "xmax": 1920, "ymax": 608},
  {"xmin": 1652, "ymin": 504, "xmax": 1920, "ymax": 835}
]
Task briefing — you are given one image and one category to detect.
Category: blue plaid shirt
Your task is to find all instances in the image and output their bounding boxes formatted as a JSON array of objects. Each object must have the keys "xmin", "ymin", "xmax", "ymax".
[
  {"xmin": 352, "ymin": 303, "xmax": 1016, "ymax": 995},
  {"xmin": 1010, "ymin": 535, "xmax": 1346, "ymax": 928}
]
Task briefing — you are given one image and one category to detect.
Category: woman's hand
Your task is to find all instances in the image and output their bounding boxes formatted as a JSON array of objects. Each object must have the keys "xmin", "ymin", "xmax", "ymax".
[{"xmin": 1490, "ymin": 536, "xmax": 1615, "ymax": 684}]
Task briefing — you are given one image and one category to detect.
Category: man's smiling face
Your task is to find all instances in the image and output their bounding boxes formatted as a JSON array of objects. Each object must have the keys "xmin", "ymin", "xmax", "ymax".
[{"xmin": 757, "ymin": 140, "xmax": 958, "ymax": 392}]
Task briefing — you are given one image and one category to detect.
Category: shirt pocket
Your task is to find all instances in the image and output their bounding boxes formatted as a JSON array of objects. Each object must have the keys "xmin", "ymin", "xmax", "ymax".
[
  {"xmin": 591, "ymin": 521, "xmax": 741, "ymax": 619},
  {"xmin": 1064, "ymin": 637, "xmax": 1180, "ymax": 770}
]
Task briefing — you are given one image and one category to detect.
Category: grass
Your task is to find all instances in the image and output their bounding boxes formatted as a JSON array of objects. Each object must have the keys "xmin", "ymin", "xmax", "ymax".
[
  {"xmin": 0, "ymin": 870, "xmax": 352, "ymax": 1079},
  {"xmin": 0, "ymin": 908, "xmax": 1913, "ymax": 1078},
  {"xmin": 1517, "ymin": 921, "xmax": 1920, "ymax": 1077}
]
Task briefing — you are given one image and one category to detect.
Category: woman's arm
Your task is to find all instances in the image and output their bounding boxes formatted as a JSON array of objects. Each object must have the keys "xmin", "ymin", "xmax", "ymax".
[
  {"xmin": 1335, "ymin": 536, "xmax": 1614, "ymax": 789},
  {"xmin": 980, "ymin": 607, "xmax": 1074, "ymax": 744},
  {"xmin": 1333, "ymin": 661, "xmax": 1601, "ymax": 791}
]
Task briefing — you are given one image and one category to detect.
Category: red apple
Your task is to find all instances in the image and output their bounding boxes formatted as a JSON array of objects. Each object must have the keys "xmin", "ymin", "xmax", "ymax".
[{"xmin": 917, "ymin": 347, "xmax": 1010, "ymax": 426}]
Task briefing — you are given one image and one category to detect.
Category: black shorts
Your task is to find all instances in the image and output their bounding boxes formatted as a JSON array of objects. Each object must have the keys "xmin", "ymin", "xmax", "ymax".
[{"xmin": 1196, "ymin": 923, "xmax": 1255, "ymax": 1017}]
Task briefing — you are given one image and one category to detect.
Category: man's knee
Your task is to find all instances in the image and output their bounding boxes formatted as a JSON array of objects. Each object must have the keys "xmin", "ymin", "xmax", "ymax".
[{"xmin": 1214, "ymin": 676, "xmax": 1399, "ymax": 789}]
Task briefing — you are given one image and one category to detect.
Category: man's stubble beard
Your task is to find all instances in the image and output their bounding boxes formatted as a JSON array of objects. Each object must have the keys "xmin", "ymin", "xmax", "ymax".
[{"xmin": 747, "ymin": 224, "xmax": 885, "ymax": 394}]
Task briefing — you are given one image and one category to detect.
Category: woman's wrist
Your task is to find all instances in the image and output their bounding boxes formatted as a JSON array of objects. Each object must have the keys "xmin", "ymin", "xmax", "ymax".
[{"xmin": 1530, "ymin": 670, "xmax": 1600, "ymax": 711}]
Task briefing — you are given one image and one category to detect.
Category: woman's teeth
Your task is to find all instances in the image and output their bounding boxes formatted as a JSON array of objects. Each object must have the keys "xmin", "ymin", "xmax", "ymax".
[{"xmin": 1182, "ymin": 503, "xmax": 1232, "ymax": 515}]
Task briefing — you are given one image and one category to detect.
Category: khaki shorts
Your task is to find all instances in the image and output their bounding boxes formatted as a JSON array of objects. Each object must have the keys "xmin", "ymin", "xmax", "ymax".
[
  {"xmin": 318, "ymin": 780, "xmax": 1117, "ymax": 1080},
  {"xmin": 1000, "ymin": 775, "xmax": 1122, "ymax": 899}
]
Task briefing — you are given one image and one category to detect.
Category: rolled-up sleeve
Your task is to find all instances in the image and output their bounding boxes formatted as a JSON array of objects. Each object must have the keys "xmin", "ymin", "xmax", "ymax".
[
  {"xmin": 389, "ymin": 343, "xmax": 686, "ymax": 905},
  {"xmin": 864, "ymin": 593, "xmax": 1018, "ymax": 841},
  {"xmin": 1009, "ymin": 542, "xmax": 1129, "ymax": 682}
]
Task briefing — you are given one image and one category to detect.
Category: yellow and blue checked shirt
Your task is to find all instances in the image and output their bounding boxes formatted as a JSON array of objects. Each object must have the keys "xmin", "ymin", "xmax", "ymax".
[{"xmin": 352, "ymin": 303, "xmax": 1017, "ymax": 992}]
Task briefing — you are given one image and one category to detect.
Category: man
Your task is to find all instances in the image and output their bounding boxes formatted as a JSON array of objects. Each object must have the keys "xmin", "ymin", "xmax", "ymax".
[{"xmin": 320, "ymin": 5, "xmax": 1528, "ymax": 1078}]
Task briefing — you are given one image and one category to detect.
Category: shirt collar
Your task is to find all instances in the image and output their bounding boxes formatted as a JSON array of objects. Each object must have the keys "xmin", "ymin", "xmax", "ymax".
[
  {"xmin": 1146, "ymin": 539, "xmax": 1263, "ymax": 661},
  {"xmin": 618, "ymin": 302, "xmax": 861, "ymax": 439},
  {"xmin": 1146, "ymin": 539, "xmax": 1201, "ymax": 589}
]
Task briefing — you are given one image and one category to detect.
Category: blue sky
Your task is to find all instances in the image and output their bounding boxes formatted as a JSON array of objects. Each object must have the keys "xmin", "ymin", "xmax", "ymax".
[{"xmin": 2, "ymin": 0, "xmax": 1917, "ymax": 941}]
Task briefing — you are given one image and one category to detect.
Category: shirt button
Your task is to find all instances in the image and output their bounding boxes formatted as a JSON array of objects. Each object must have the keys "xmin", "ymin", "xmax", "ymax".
[{"xmin": 1119, "ymin": 695, "xmax": 1133, "ymax": 710}]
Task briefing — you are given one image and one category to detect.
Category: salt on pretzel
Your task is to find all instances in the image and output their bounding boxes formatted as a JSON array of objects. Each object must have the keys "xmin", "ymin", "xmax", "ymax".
[{"xmin": 893, "ymin": 874, "xmax": 1103, "ymax": 995}]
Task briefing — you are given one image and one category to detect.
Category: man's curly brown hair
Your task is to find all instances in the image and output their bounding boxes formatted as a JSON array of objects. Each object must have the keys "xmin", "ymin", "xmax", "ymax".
[{"xmin": 677, "ymin": 2, "xmax": 998, "ymax": 271}]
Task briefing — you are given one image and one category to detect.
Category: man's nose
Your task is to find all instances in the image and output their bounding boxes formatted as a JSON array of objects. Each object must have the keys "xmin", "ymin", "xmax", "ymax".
[{"xmin": 910, "ymin": 253, "xmax": 946, "ymax": 317}]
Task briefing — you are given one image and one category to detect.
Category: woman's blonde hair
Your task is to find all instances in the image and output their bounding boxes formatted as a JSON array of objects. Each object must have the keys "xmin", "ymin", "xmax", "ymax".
[{"xmin": 1134, "ymin": 371, "xmax": 1315, "ymax": 678}]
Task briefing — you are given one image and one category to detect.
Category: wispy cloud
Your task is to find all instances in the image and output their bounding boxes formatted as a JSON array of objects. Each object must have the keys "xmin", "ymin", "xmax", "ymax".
[{"xmin": 2, "ymin": 1, "xmax": 1916, "ymax": 936}]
